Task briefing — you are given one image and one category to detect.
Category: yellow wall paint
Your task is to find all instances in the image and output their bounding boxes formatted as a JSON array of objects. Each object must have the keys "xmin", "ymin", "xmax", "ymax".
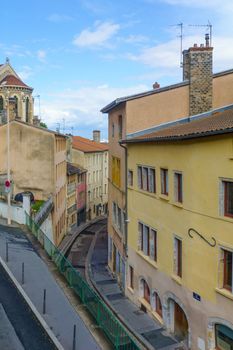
[{"xmin": 127, "ymin": 134, "xmax": 233, "ymax": 303}]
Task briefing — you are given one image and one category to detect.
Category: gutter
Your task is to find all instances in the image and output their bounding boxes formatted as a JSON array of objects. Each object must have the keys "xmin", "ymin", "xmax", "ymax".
[
  {"xmin": 119, "ymin": 142, "xmax": 128, "ymax": 260},
  {"xmin": 121, "ymin": 127, "xmax": 233, "ymax": 144}
]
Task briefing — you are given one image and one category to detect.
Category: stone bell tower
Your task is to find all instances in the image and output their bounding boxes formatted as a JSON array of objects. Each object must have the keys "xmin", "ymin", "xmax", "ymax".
[{"xmin": 0, "ymin": 58, "xmax": 34, "ymax": 124}]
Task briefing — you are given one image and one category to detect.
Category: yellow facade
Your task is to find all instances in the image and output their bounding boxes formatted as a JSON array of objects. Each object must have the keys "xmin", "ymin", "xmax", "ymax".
[{"xmin": 126, "ymin": 134, "xmax": 233, "ymax": 349}]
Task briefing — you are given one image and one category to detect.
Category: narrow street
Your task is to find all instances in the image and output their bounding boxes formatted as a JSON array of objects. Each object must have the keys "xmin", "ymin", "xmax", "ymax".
[
  {"xmin": 0, "ymin": 224, "xmax": 101, "ymax": 350},
  {"xmin": 65, "ymin": 218, "xmax": 185, "ymax": 350}
]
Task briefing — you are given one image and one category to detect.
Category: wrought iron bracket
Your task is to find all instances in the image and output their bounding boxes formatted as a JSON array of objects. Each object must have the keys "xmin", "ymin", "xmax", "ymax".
[{"xmin": 188, "ymin": 228, "xmax": 216, "ymax": 247}]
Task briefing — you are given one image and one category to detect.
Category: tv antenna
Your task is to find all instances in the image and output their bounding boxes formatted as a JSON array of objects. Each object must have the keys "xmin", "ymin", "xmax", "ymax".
[
  {"xmin": 188, "ymin": 21, "xmax": 212, "ymax": 46},
  {"xmin": 170, "ymin": 22, "xmax": 183, "ymax": 68}
]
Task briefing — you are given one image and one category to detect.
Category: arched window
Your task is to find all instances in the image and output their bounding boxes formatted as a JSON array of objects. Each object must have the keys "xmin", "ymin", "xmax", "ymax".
[
  {"xmin": 142, "ymin": 279, "xmax": 150, "ymax": 304},
  {"xmin": 14, "ymin": 96, "xmax": 18, "ymax": 117},
  {"xmin": 0, "ymin": 96, "xmax": 3, "ymax": 111},
  {"xmin": 215, "ymin": 324, "xmax": 233, "ymax": 350},
  {"xmin": 152, "ymin": 291, "xmax": 162, "ymax": 318},
  {"xmin": 25, "ymin": 97, "xmax": 29, "ymax": 122}
]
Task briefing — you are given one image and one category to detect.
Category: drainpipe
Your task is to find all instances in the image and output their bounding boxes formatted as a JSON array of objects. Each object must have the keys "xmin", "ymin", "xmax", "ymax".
[{"xmin": 119, "ymin": 142, "xmax": 128, "ymax": 258}]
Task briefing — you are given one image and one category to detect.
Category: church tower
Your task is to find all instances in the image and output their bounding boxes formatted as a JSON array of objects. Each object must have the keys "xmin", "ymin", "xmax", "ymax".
[{"xmin": 0, "ymin": 58, "xmax": 34, "ymax": 124}]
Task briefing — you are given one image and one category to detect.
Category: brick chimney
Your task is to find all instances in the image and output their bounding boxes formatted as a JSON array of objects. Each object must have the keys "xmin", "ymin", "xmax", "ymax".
[
  {"xmin": 93, "ymin": 130, "xmax": 100, "ymax": 142},
  {"xmin": 182, "ymin": 34, "xmax": 213, "ymax": 116}
]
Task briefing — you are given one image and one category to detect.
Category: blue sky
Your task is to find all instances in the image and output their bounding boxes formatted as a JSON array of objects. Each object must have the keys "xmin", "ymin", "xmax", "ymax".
[{"xmin": 1, "ymin": 0, "xmax": 233, "ymax": 139}]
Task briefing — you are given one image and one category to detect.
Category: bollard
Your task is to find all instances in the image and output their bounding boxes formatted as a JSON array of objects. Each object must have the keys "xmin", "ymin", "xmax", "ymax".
[
  {"xmin": 72, "ymin": 324, "xmax": 76, "ymax": 350},
  {"xmin": 43, "ymin": 289, "xmax": 46, "ymax": 314},
  {"xmin": 22, "ymin": 262, "xmax": 25, "ymax": 285},
  {"xmin": 6, "ymin": 242, "xmax": 8, "ymax": 262}
]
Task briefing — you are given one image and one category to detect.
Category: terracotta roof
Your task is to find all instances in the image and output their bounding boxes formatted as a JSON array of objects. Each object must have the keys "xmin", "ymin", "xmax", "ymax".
[
  {"xmin": 0, "ymin": 75, "xmax": 32, "ymax": 89},
  {"xmin": 123, "ymin": 106, "xmax": 233, "ymax": 143},
  {"xmin": 72, "ymin": 136, "xmax": 108, "ymax": 153}
]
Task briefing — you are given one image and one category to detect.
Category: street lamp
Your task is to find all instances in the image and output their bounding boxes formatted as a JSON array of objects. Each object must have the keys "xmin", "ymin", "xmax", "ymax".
[{"xmin": 1, "ymin": 81, "xmax": 11, "ymax": 224}]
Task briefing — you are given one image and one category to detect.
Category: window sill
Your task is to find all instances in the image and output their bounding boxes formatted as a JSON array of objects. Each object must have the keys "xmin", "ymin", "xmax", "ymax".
[
  {"xmin": 151, "ymin": 311, "xmax": 163, "ymax": 325},
  {"xmin": 171, "ymin": 274, "xmax": 182, "ymax": 285},
  {"xmin": 139, "ymin": 297, "xmax": 151, "ymax": 311},
  {"xmin": 217, "ymin": 215, "xmax": 233, "ymax": 224},
  {"xmin": 159, "ymin": 194, "xmax": 169, "ymax": 201},
  {"xmin": 172, "ymin": 201, "xmax": 183, "ymax": 209},
  {"xmin": 136, "ymin": 251, "xmax": 158, "ymax": 269},
  {"xmin": 127, "ymin": 286, "xmax": 134, "ymax": 295},
  {"xmin": 215, "ymin": 287, "xmax": 233, "ymax": 301}
]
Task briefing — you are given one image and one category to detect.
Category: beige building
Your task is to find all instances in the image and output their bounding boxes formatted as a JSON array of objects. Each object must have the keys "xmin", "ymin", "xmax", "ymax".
[
  {"xmin": 72, "ymin": 131, "xmax": 108, "ymax": 220},
  {"xmin": 0, "ymin": 120, "xmax": 67, "ymax": 246},
  {"xmin": 101, "ymin": 36, "xmax": 233, "ymax": 289}
]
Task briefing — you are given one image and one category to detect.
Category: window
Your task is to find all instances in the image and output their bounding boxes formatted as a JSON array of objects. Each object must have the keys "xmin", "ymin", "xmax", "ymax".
[
  {"xmin": 112, "ymin": 202, "xmax": 124, "ymax": 234},
  {"xmin": 112, "ymin": 156, "xmax": 121, "ymax": 188},
  {"xmin": 128, "ymin": 170, "xmax": 133, "ymax": 186},
  {"xmin": 153, "ymin": 291, "xmax": 162, "ymax": 318},
  {"xmin": 118, "ymin": 115, "xmax": 123, "ymax": 139},
  {"xmin": 150, "ymin": 229, "xmax": 157, "ymax": 262},
  {"xmin": 224, "ymin": 181, "xmax": 233, "ymax": 218},
  {"xmin": 137, "ymin": 166, "xmax": 155, "ymax": 193},
  {"xmin": 223, "ymin": 249, "xmax": 233, "ymax": 292},
  {"xmin": 174, "ymin": 172, "xmax": 183, "ymax": 203},
  {"xmin": 174, "ymin": 237, "xmax": 182, "ymax": 277},
  {"xmin": 138, "ymin": 222, "xmax": 157, "ymax": 261},
  {"xmin": 112, "ymin": 123, "xmax": 115, "ymax": 137},
  {"xmin": 129, "ymin": 266, "xmax": 134, "ymax": 289},
  {"xmin": 0, "ymin": 96, "xmax": 3, "ymax": 111},
  {"xmin": 215, "ymin": 324, "xmax": 233, "ymax": 350},
  {"xmin": 161, "ymin": 168, "xmax": 168, "ymax": 195}
]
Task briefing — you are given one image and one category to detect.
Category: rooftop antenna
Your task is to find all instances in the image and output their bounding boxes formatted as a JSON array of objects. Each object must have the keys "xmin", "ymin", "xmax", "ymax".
[
  {"xmin": 62, "ymin": 118, "xmax": 65, "ymax": 134},
  {"xmin": 56, "ymin": 123, "xmax": 60, "ymax": 133},
  {"xmin": 170, "ymin": 22, "xmax": 184, "ymax": 68},
  {"xmin": 188, "ymin": 21, "xmax": 213, "ymax": 46}
]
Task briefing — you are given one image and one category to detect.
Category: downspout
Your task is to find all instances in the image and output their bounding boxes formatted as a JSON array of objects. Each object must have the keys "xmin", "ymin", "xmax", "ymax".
[{"xmin": 119, "ymin": 142, "xmax": 128, "ymax": 258}]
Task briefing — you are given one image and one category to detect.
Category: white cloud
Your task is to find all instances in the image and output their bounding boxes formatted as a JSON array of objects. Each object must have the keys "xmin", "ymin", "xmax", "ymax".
[
  {"xmin": 41, "ymin": 84, "xmax": 149, "ymax": 132},
  {"xmin": 73, "ymin": 21, "xmax": 120, "ymax": 48},
  {"xmin": 37, "ymin": 50, "xmax": 46, "ymax": 62},
  {"xmin": 127, "ymin": 34, "xmax": 233, "ymax": 74},
  {"xmin": 47, "ymin": 13, "xmax": 73, "ymax": 22},
  {"xmin": 18, "ymin": 66, "xmax": 33, "ymax": 81}
]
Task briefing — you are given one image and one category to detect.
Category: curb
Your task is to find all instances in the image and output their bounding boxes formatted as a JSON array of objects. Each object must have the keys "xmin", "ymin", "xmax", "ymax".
[{"xmin": 0, "ymin": 256, "xmax": 64, "ymax": 350}]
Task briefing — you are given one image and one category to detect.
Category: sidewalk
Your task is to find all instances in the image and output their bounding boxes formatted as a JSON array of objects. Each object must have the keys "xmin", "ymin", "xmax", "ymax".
[
  {"xmin": 89, "ymin": 226, "xmax": 185, "ymax": 350},
  {"xmin": 0, "ymin": 224, "xmax": 101, "ymax": 350}
]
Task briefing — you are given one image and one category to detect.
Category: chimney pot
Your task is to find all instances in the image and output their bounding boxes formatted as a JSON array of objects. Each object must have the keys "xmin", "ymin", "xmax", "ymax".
[
  {"xmin": 153, "ymin": 82, "xmax": 160, "ymax": 89},
  {"xmin": 93, "ymin": 130, "xmax": 100, "ymax": 142},
  {"xmin": 200, "ymin": 44, "xmax": 204, "ymax": 48},
  {"xmin": 205, "ymin": 33, "xmax": 210, "ymax": 47},
  {"xmin": 193, "ymin": 43, "xmax": 198, "ymax": 48}
]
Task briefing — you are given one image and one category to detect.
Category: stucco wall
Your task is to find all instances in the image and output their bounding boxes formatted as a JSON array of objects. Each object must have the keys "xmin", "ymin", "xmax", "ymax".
[
  {"xmin": 0, "ymin": 122, "xmax": 55, "ymax": 200},
  {"xmin": 126, "ymin": 134, "xmax": 233, "ymax": 349}
]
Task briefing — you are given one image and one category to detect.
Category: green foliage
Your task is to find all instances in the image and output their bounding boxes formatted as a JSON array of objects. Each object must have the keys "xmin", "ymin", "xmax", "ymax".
[
  {"xmin": 31, "ymin": 200, "xmax": 44, "ymax": 212},
  {"xmin": 40, "ymin": 122, "xmax": 48, "ymax": 129}
]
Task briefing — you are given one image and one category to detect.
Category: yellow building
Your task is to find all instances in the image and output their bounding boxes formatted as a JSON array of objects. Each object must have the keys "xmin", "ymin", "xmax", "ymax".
[
  {"xmin": 124, "ymin": 105, "xmax": 233, "ymax": 350},
  {"xmin": 102, "ymin": 38, "xmax": 233, "ymax": 291}
]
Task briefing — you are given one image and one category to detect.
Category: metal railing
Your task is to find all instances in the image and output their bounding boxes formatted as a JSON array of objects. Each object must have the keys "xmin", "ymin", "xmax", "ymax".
[{"xmin": 25, "ymin": 212, "xmax": 140, "ymax": 350}]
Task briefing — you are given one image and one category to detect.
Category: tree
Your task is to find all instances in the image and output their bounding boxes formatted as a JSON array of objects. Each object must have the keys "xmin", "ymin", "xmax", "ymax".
[{"xmin": 40, "ymin": 122, "xmax": 48, "ymax": 129}]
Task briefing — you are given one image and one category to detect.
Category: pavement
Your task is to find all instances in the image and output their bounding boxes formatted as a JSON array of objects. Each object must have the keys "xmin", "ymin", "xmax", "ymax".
[
  {"xmin": 89, "ymin": 224, "xmax": 185, "ymax": 350},
  {"xmin": 0, "ymin": 224, "xmax": 101, "ymax": 350}
]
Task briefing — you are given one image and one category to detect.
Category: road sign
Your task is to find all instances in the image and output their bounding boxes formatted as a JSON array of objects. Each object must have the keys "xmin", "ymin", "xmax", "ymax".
[{"xmin": 5, "ymin": 180, "xmax": 11, "ymax": 193}]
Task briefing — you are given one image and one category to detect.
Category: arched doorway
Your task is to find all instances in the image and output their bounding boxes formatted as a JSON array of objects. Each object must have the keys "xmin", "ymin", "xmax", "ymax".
[
  {"xmin": 215, "ymin": 324, "xmax": 233, "ymax": 350},
  {"xmin": 173, "ymin": 301, "xmax": 188, "ymax": 342}
]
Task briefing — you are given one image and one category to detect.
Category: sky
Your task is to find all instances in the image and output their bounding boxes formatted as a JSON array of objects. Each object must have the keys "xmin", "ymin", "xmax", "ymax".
[{"xmin": 1, "ymin": 0, "xmax": 233, "ymax": 140}]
